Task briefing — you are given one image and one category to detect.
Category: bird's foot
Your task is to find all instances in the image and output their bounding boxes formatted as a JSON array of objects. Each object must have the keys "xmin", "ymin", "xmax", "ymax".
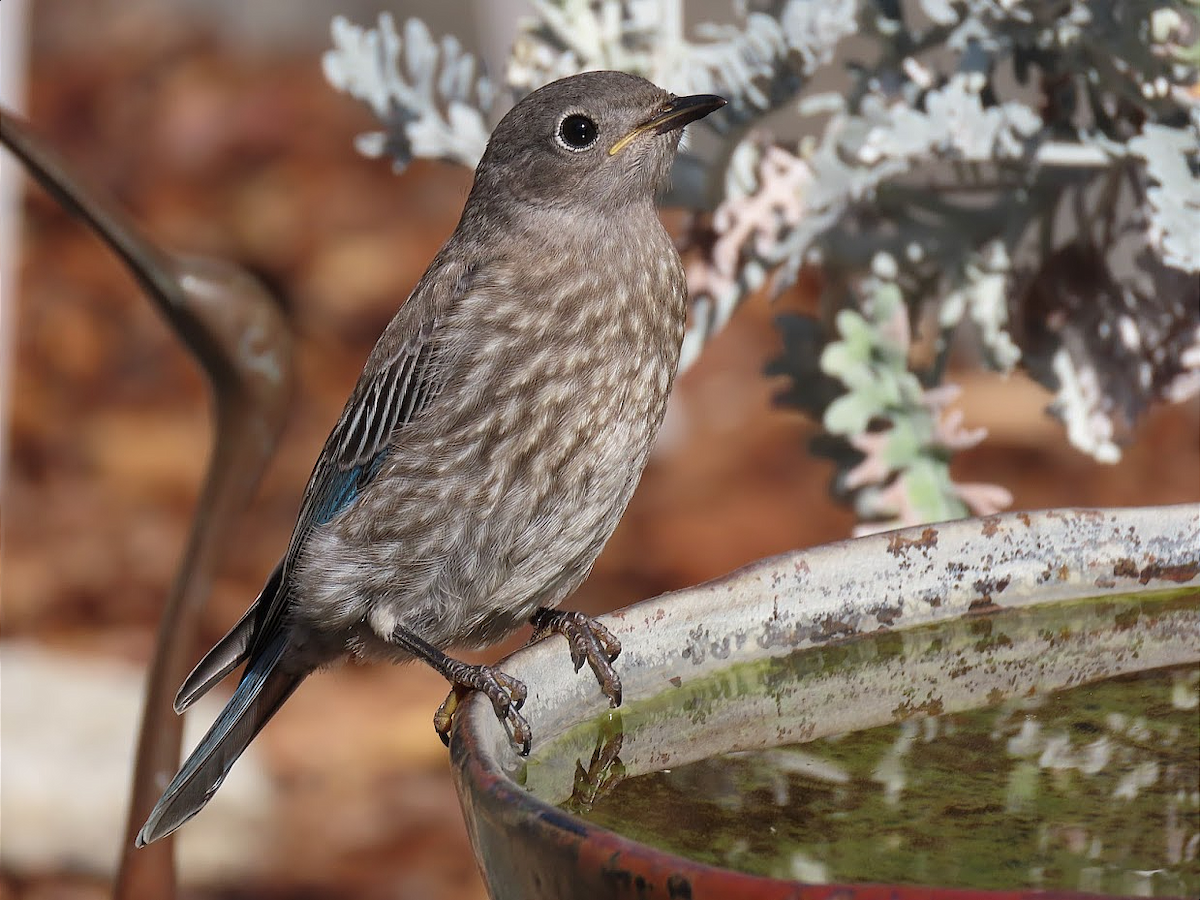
[
  {"xmin": 433, "ymin": 661, "xmax": 531, "ymax": 755},
  {"xmin": 530, "ymin": 608, "xmax": 622, "ymax": 707}
]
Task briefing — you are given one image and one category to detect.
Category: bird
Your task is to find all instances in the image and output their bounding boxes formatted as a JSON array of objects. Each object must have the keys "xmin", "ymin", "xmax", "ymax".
[{"xmin": 136, "ymin": 70, "xmax": 725, "ymax": 846}]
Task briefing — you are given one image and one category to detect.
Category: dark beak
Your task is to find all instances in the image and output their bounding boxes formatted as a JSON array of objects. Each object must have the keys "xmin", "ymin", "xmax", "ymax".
[
  {"xmin": 609, "ymin": 94, "xmax": 727, "ymax": 155},
  {"xmin": 645, "ymin": 94, "xmax": 728, "ymax": 134}
]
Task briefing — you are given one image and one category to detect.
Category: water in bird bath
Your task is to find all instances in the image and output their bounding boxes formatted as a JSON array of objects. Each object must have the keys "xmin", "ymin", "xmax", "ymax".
[{"xmin": 520, "ymin": 588, "xmax": 1200, "ymax": 897}]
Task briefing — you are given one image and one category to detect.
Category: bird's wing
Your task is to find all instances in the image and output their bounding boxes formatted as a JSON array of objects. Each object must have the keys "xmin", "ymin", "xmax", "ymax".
[
  {"xmin": 299, "ymin": 321, "xmax": 442, "ymax": 534},
  {"xmin": 246, "ymin": 314, "xmax": 446, "ymax": 659}
]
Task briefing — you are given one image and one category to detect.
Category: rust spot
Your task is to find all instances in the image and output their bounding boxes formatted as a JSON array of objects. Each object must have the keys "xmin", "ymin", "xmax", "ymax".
[
  {"xmin": 1113, "ymin": 557, "xmax": 1198, "ymax": 584},
  {"xmin": 973, "ymin": 576, "xmax": 1011, "ymax": 604},
  {"xmin": 641, "ymin": 608, "xmax": 666, "ymax": 626},
  {"xmin": 980, "ymin": 516, "xmax": 1001, "ymax": 537},
  {"xmin": 1137, "ymin": 561, "xmax": 1198, "ymax": 584},
  {"xmin": 892, "ymin": 695, "xmax": 945, "ymax": 720},
  {"xmin": 1017, "ymin": 512, "xmax": 1032, "ymax": 527},
  {"xmin": 887, "ymin": 527, "xmax": 938, "ymax": 557},
  {"xmin": 795, "ymin": 559, "xmax": 811, "ymax": 575},
  {"xmin": 1113, "ymin": 558, "xmax": 1139, "ymax": 578},
  {"xmin": 875, "ymin": 605, "xmax": 902, "ymax": 625}
]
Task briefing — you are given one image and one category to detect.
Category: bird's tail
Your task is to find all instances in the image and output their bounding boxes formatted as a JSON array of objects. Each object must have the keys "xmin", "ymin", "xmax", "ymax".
[
  {"xmin": 136, "ymin": 631, "xmax": 302, "ymax": 846},
  {"xmin": 175, "ymin": 561, "xmax": 284, "ymax": 713}
]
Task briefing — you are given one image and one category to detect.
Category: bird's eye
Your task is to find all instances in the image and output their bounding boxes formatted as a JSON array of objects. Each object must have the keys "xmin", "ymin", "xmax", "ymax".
[{"xmin": 557, "ymin": 114, "xmax": 599, "ymax": 151}]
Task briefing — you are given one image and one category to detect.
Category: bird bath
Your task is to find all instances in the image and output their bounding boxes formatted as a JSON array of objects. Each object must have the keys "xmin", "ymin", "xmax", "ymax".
[{"xmin": 449, "ymin": 506, "xmax": 1200, "ymax": 899}]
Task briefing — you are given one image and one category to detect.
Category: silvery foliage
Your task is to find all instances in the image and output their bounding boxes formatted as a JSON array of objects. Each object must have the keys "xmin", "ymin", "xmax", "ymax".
[
  {"xmin": 323, "ymin": 14, "xmax": 496, "ymax": 168},
  {"xmin": 324, "ymin": 1, "xmax": 1199, "ymax": 532}
]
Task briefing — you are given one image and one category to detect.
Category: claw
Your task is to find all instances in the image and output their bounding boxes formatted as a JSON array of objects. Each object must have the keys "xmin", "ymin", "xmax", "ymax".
[
  {"xmin": 433, "ymin": 663, "xmax": 531, "ymax": 755},
  {"xmin": 433, "ymin": 685, "xmax": 467, "ymax": 746},
  {"xmin": 530, "ymin": 609, "xmax": 623, "ymax": 708}
]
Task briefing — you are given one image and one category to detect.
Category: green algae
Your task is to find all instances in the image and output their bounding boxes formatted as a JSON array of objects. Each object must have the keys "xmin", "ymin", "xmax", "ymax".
[{"xmin": 525, "ymin": 589, "xmax": 1200, "ymax": 896}]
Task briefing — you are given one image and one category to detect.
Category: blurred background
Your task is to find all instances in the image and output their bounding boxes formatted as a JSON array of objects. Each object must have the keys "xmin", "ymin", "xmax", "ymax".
[{"xmin": 2, "ymin": 1, "xmax": 1197, "ymax": 899}]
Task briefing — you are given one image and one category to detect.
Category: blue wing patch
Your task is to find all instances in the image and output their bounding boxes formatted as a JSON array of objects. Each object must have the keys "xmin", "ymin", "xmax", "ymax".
[
  {"xmin": 313, "ymin": 452, "xmax": 390, "ymax": 527},
  {"xmin": 299, "ymin": 335, "xmax": 437, "ymax": 533}
]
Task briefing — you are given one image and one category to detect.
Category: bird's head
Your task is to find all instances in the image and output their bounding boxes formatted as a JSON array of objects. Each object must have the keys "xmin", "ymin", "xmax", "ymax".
[{"xmin": 468, "ymin": 71, "xmax": 725, "ymax": 217}]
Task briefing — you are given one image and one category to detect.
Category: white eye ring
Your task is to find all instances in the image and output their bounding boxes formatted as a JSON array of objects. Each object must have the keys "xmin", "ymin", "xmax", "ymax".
[{"xmin": 555, "ymin": 113, "xmax": 600, "ymax": 152}]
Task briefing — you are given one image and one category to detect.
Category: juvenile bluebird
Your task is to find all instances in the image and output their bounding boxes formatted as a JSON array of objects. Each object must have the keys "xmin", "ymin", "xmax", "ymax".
[{"xmin": 137, "ymin": 70, "xmax": 725, "ymax": 845}]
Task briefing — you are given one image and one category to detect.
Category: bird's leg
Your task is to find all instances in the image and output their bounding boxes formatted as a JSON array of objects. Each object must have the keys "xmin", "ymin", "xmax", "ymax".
[
  {"xmin": 529, "ymin": 608, "xmax": 622, "ymax": 707},
  {"xmin": 390, "ymin": 625, "xmax": 531, "ymax": 755}
]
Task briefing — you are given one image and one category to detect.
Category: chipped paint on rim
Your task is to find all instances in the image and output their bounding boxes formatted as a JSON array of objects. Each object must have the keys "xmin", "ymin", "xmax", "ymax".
[{"xmin": 452, "ymin": 505, "xmax": 1200, "ymax": 900}]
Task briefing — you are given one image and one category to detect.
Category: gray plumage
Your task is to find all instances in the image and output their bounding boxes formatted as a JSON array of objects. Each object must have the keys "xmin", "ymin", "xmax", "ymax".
[{"xmin": 137, "ymin": 71, "xmax": 724, "ymax": 846}]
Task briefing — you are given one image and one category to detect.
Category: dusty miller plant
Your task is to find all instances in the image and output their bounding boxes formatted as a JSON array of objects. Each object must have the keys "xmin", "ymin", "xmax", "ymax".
[{"xmin": 323, "ymin": 0, "xmax": 1200, "ymax": 534}]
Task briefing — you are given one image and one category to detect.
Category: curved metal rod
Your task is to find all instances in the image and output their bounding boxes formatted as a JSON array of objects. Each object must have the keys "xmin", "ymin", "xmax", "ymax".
[{"xmin": 1, "ymin": 109, "xmax": 294, "ymax": 900}]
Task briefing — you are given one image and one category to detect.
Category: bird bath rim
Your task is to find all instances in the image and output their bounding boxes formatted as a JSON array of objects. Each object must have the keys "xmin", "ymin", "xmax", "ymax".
[{"xmin": 449, "ymin": 505, "xmax": 1200, "ymax": 900}]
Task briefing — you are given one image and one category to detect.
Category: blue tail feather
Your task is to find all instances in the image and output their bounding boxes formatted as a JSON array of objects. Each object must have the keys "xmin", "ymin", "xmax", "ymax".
[{"xmin": 136, "ymin": 632, "xmax": 302, "ymax": 846}]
